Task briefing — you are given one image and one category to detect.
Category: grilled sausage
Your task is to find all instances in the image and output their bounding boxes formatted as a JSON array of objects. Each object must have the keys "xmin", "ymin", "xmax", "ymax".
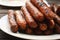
[
  {"xmin": 48, "ymin": 20, "xmax": 55, "ymax": 29},
  {"xmin": 26, "ymin": 28, "xmax": 32, "ymax": 34},
  {"xmin": 14, "ymin": 10, "xmax": 27, "ymax": 30},
  {"xmin": 44, "ymin": 30, "xmax": 53, "ymax": 35},
  {"xmin": 39, "ymin": 23, "xmax": 47, "ymax": 31},
  {"xmin": 50, "ymin": 3, "xmax": 58, "ymax": 13},
  {"xmin": 34, "ymin": 28, "xmax": 43, "ymax": 35},
  {"xmin": 55, "ymin": 24, "xmax": 60, "ymax": 34},
  {"xmin": 30, "ymin": 0, "xmax": 53, "ymax": 20},
  {"xmin": 8, "ymin": 10, "xmax": 18, "ymax": 33},
  {"xmin": 50, "ymin": 4, "xmax": 60, "ymax": 16},
  {"xmin": 56, "ymin": 6, "xmax": 60, "ymax": 16},
  {"xmin": 30, "ymin": 0, "xmax": 60, "ymax": 25},
  {"xmin": 26, "ymin": 1, "xmax": 44, "ymax": 22},
  {"xmin": 21, "ymin": 6, "xmax": 38, "ymax": 28}
]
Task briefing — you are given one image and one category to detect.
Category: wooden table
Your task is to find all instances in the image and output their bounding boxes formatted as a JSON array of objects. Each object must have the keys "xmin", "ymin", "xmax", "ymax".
[{"xmin": 0, "ymin": 5, "xmax": 28, "ymax": 40}]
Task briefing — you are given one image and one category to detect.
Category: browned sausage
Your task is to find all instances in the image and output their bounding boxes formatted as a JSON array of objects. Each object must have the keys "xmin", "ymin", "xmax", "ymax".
[
  {"xmin": 55, "ymin": 24, "xmax": 60, "ymax": 34},
  {"xmin": 50, "ymin": 4, "xmax": 60, "ymax": 16},
  {"xmin": 21, "ymin": 6, "xmax": 38, "ymax": 28},
  {"xmin": 26, "ymin": 1, "xmax": 44, "ymax": 22},
  {"xmin": 14, "ymin": 10, "xmax": 27, "ymax": 30},
  {"xmin": 26, "ymin": 28, "xmax": 32, "ymax": 34},
  {"xmin": 54, "ymin": 16, "xmax": 60, "ymax": 25},
  {"xmin": 44, "ymin": 30, "xmax": 53, "ymax": 35},
  {"xmin": 56, "ymin": 6, "xmax": 60, "ymax": 16},
  {"xmin": 34, "ymin": 28, "xmax": 43, "ymax": 35},
  {"xmin": 31, "ymin": 0, "xmax": 52, "ymax": 19},
  {"xmin": 48, "ymin": 20, "xmax": 55, "ymax": 29},
  {"xmin": 50, "ymin": 3, "xmax": 58, "ymax": 13},
  {"xmin": 39, "ymin": 23, "xmax": 47, "ymax": 31},
  {"xmin": 30, "ymin": 0, "xmax": 60, "ymax": 25},
  {"xmin": 8, "ymin": 10, "xmax": 18, "ymax": 33}
]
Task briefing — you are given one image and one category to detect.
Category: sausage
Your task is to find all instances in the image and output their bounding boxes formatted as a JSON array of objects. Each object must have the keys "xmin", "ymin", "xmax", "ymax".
[
  {"xmin": 30, "ymin": 0, "xmax": 53, "ymax": 20},
  {"xmin": 50, "ymin": 3, "xmax": 58, "ymax": 13},
  {"xmin": 44, "ymin": 30, "xmax": 53, "ymax": 35},
  {"xmin": 54, "ymin": 16, "xmax": 60, "ymax": 25},
  {"xmin": 34, "ymin": 28, "xmax": 43, "ymax": 35},
  {"xmin": 39, "ymin": 23, "xmax": 47, "ymax": 31},
  {"xmin": 14, "ymin": 10, "xmax": 27, "ymax": 30},
  {"xmin": 50, "ymin": 4, "xmax": 60, "ymax": 16},
  {"xmin": 30, "ymin": 0, "xmax": 60, "ymax": 25},
  {"xmin": 25, "ymin": 28, "xmax": 32, "ymax": 34},
  {"xmin": 21, "ymin": 6, "xmax": 38, "ymax": 28},
  {"xmin": 55, "ymin": 24, "xmax": 60, "ymax": 34},
  {"xmin": 34, "ymin": 30, "xmax": 43, "ymax": 35},
  {"xmin": 26, "ymin": 1, "xmax": 44, "ymax": 22},
  {"xmin": 48, "ymin": 20, "xmax": 55, "ymax": 29},
  {"xmin": 8, "ymin": 10, "xmax": 18, "ymax": 33},
  {"xmin": 56, "ymin": 6, "xmax": 60, "ymax": 16}
]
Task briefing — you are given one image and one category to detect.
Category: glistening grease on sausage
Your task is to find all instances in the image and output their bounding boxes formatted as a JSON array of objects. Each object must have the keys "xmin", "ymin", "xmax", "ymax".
[
  {"xmin": 30, "ymin": 0, "xmax": 60, "ymax": 25},
  {"xmin": 39, "ymin": 23, "xmax": 47, "ymax": 31},
  {"xmin": 48, "ymin": 20, "xmax": 55, "ymax": 29},
  {"xmin": 8, "ymin": 10, "xmax": 18, "ymax": 33},
  {"xmin": 14, "ymin": 10, "xmax": 27, "ymax": 30},
  {"xmin": 26, "ymin": 1, "xmax": 44, "ymax": 22},
  {"xmin": 21, "ymin": 6, "xmax": 38, "ymax": 28}
]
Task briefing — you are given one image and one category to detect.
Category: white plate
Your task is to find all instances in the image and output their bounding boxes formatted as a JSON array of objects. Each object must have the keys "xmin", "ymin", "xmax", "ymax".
[
  {"xmin": 0, "ymin": 0, "xmax": 50, "ymax": 7},
  {"xmin": 0, "ymin": 0, "xmax": 26, "ymax": 7},
  {"xmin": 0, "ymin": 15, "xmax": 60, "ymax": 39}
]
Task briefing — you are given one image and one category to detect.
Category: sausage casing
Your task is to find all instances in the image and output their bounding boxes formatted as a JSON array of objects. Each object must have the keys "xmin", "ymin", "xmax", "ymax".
[
  {"xmin": 8, "ymin": 10, "xmax": 18, "ymax": 33},
  {"xmin": 21, "ymin": 6, "xmax": 38, "ymax": 28},
  {"xmin": 14, "ymin": 10, "xmax": 27, "ymax": 30}
]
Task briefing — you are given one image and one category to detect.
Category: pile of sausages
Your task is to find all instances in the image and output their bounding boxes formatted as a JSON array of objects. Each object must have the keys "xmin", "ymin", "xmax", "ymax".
[{"xmin": 8, "ymin": 0, "xmax": 60, "ymax": 35}]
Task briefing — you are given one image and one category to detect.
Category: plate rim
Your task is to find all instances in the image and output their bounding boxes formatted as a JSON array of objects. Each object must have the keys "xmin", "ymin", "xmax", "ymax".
[{"xmin": 0, "ymin": 0, "xmax": 26, "ymax": 7}]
